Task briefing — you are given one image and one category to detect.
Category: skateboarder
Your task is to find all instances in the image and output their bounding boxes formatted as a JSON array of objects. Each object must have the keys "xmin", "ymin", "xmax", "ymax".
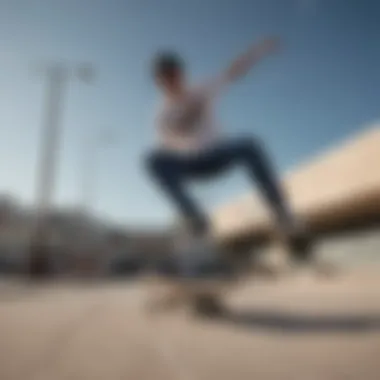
[{"xmin": 146, "ymin": 37, "xmax": 310, "ymax": 277}]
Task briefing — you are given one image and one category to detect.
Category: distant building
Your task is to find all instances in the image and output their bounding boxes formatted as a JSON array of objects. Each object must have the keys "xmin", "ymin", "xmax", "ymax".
[
  {"xmin": 104, "ymin": 228, "xmax": 173, "ymax": 273},
  {"xmin": 0, "ymin": 198, "xmax": 173, "ymax": 276}
]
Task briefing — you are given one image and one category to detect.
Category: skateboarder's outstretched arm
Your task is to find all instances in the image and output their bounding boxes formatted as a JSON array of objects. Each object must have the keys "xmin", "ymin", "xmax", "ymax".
[
  {"xmin": 205, "ymin": 37, "xmax": 281, "ymax": 97},
  {"xmin": 225, "ymin": 37, "xmax": 281, "ymax": 81}
]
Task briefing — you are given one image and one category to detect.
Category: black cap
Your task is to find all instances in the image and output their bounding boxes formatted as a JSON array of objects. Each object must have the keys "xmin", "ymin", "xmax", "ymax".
[{"xmin": 152, "ymin": 51, "xmax": 183, "ymax": 78}]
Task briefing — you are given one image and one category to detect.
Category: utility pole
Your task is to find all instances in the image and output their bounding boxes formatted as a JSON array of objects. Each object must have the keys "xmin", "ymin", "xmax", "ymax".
[{"xmin": 29, "ymin": 62, "xmax": 95, "ymax": 277}]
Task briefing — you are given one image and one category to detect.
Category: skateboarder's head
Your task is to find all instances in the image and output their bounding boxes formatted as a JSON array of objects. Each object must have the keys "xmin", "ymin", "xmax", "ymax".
[{"xmin": 152, "ymin": 51, "xmax": 185, "ymax": 95}]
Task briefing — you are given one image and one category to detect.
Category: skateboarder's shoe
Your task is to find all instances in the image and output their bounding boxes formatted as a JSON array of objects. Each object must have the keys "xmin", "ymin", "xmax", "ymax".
[{"xmin": 282, "ymin": 220, "xmax": 314, "ymax": 264}]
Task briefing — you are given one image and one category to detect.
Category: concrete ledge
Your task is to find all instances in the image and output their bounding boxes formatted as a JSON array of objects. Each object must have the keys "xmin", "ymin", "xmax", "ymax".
[{"xmin": 213, "ymin": 124, "xmax": 380, "ymax": 241}]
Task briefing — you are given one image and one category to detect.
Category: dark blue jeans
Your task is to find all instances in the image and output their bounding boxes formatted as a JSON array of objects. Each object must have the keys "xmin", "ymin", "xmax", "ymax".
[{"xmin": 146, "ymin": 137, "xmax": 291, "ymax": 235}]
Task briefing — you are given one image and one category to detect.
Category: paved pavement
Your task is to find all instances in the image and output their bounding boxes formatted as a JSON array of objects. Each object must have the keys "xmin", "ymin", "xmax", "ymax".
[{"xmin": 1, "ymin": 264, "xmax": 380, "ymax": 380}]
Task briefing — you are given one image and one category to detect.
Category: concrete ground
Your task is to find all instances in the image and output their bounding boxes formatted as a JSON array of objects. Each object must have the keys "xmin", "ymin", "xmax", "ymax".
[{"xmin": 1, "ymin": 263, "xmax": 380, "ymax": 380}]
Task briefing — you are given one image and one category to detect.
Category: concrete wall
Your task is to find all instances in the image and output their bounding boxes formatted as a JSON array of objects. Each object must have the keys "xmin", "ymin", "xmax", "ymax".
[{"xmin": 213, "ymin": 124, "xmax": 380, "ymax": 240}]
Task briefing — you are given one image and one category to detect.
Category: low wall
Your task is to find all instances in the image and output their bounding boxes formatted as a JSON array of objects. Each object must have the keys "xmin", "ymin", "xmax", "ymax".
[{"xmin": 213, "ymin": 125, "xmax": 380, "ymax": 242}]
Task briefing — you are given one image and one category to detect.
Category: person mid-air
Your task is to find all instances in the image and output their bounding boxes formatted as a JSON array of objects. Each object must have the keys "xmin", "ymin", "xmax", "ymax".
[{"xmin": 146, "ymin": 37, "xmax": 310, "ymax": 277}]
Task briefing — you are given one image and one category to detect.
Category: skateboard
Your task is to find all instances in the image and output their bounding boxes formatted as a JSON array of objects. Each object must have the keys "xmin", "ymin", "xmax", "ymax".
[{"xmin": 145, "ymin": 273, "xmax": 236, "ymax": 316}]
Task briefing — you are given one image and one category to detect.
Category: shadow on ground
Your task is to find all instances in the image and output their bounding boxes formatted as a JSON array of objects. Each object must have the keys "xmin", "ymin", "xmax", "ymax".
[{"xmin": 216, "ymin": 308, "xmax": 380, "ymax": 334}]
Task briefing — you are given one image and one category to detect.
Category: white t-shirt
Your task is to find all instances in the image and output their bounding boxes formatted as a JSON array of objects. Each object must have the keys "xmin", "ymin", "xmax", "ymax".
[{"xmin": 154, "ymin": 75, "xmax": 229, "ymax": 154}]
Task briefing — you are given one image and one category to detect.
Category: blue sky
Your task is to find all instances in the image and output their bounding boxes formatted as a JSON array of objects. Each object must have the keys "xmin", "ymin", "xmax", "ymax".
[{"xmin": 0, "ymin": 0, "xmax": 379, "ymax": 226}]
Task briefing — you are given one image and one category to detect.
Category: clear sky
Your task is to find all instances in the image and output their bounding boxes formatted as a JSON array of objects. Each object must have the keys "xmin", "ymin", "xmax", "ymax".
[{"xmin": 0, "ymin": 0, "xmax": 379, "ymax": 227}]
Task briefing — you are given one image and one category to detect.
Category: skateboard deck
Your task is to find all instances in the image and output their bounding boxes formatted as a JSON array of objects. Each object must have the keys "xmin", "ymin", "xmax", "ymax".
[{"xmin": 145, "ymin": 274, "xmax": 236, "ymax": 315}]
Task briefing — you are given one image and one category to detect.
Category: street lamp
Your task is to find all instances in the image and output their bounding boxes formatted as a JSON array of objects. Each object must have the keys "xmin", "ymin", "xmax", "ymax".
[{"xmin": 29, "ymin": 62, "xmax": 95, "ymax": 277}]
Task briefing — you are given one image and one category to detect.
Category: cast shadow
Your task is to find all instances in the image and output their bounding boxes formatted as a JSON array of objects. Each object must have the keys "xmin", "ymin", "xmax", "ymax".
[{"xmin": 216, "ymin": 308, "xmax": 380, "ymax": 334}]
